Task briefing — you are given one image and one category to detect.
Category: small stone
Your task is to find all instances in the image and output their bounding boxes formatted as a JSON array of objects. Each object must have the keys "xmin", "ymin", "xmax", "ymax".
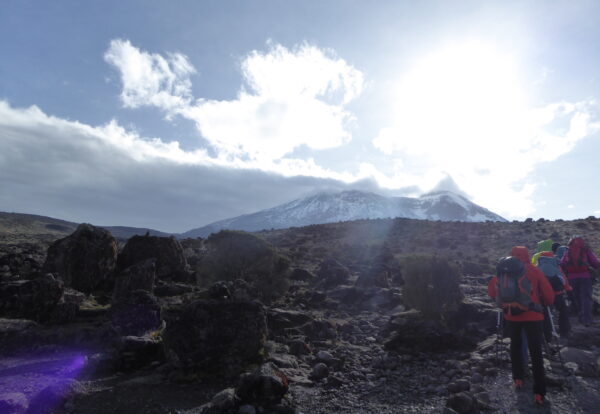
[
  {"xmin": 310, "ymin": 362, "xmax": 329, "ymax": 380},
  {"xmin": 474, "ymin": 391, "xmax": 490, "ymax": 404},
  {"xmin": 239, "ymin": 404, "xmax": 256, "ymax": 414},
  {"xmin": 446, "ymin": 392, "xmax": 475, "ymax": 414},
  {"xmin": 316, "ymin": 350, "xmax": 336, "ymax": 365},
  {"xmin": 470, "ymin": 373, "xmax": 483, "ymax": 384},
  {"xmin": 447, "ymin": 379, "xmax": 470, "ymax": 394}
]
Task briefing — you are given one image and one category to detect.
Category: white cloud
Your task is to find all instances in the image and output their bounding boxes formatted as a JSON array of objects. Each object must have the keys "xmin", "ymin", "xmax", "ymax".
[
  {"xmin": 104, "ymin": 39, "xmax": 196, "ymax": 113},
  {"xmin": 372, "ymin": 42, "xmax": 600, "ymax": 218},
  {"xmin": 105, "ymin": 40, "xmax": 365, "ymax": 161}
]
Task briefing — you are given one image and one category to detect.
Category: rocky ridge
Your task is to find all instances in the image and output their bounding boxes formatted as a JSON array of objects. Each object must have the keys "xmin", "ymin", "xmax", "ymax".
[{"xmin": 1, "ymin": 217, "xmax": 600, "ymax": 413}]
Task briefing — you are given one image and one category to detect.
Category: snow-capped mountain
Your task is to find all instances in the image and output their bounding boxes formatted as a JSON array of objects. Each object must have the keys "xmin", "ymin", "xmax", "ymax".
[{"xmin": 182, "ymin": 190, "xmax": 506, "ymax": 238}]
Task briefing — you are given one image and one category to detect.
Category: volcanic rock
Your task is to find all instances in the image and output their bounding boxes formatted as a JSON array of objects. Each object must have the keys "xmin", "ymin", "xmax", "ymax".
[
  {"xmin": 316, "ymin": 258, "xmax": 350, "ymax": 288},
  {"xmin": 0, "ymin": 273, "xmax": 63, "ymax": 322},
  {"xmin": 116, "ymin": 335, "xmax": 165, "ymax": 372},
  {"xmin": 112, "ymin": 259, "xmax": 156, "ymax": 302},
  {"xmin": 163, "ymin": 299, "xmax": 267, "ymax": 375},
  {"xmin": 110, "ymin": 290, "xmax": 162, "ymax": 336},
  {"xmin": 117, "ymin": 235, "xmax": 190, "ymax": 282},
  {"xmin": 43, "ymin": 223, "xmax": 118, "ymax": 294},
  {"xmin": 384, "ymin": 310, "xmax": 477, "ymax": 354},
  {"xmin": 236, "ymin": 362, "xmax": 289, "ymax": 406}
]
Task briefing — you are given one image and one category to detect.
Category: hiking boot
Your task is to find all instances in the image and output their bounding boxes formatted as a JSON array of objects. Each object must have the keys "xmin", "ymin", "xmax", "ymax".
[
  {"xmin": 534, "ymin": 394, "xmax": 544, "ymax": 405},
  {"xmin": 514, "ymin": 379, "xmax": 524, "ymax": 389}
]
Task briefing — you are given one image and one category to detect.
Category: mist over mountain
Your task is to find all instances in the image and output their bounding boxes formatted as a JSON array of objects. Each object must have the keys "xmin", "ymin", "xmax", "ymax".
[{"xmin": 182, "ymin": 190, "xmax": 506, "ymax": 238}]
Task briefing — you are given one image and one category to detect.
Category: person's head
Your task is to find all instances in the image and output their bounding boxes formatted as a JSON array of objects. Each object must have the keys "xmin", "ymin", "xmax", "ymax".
[
  {"xmin": 555, "ymin": 245, "xmax": 567, "ymax": 260},
  {"xmin": 551, "ymin": 242, "xmax": 560, "ymax": 253}
]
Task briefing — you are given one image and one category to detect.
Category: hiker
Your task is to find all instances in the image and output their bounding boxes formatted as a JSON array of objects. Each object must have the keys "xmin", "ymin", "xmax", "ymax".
[
  {"xmin": 531, "ymin": 239, "xmax": 553, "ymax": 266},
  {"xmin": 536, "ymin": 250, "xmax": 572, "ymax": 339},
  {"xmin": 555, "ymin": 244, "xmax": 578, "ymax": 316},
  {"xmin": 488, "ymin": 246, "xmax": 555, "ymax": 405},
  {"xmin": 560, "ymin": 236, "xmax": 600, "ymax": 326}
]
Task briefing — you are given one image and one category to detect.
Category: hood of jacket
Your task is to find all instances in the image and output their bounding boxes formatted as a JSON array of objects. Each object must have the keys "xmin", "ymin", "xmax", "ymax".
[
  {"xmin": 537, "ymin": 239, "xmax": 554, "ymax": 253},
  {"xmin": 511, "ymin": 246, "xmax": 530, "ymax": 264}
]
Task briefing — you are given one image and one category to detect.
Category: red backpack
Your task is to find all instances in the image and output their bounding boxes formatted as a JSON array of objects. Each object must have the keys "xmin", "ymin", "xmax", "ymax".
[{"xmin": 564, "ymin": 236, "xmax": 589, "ymax": 273}]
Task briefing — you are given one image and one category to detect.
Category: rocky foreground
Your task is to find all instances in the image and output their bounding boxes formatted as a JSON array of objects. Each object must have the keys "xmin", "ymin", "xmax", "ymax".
[{"xmin": 1, "ymin": 222, "xmax": 600, "ymax": 414}]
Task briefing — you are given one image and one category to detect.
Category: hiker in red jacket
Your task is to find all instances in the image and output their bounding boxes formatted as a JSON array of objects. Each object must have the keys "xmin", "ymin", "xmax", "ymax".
[
  {"xmin": 488, "ymin": 246, "xmax": 555, "ymax": 405},
  {"xmin": 560, "ymin": 236, "xmax": 600, "ymax": 326}
]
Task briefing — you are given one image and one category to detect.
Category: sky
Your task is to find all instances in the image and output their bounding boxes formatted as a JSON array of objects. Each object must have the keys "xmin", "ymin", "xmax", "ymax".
[{"xmin": 1, "ymin": 0, "xmax": 600, "ymax": 232}]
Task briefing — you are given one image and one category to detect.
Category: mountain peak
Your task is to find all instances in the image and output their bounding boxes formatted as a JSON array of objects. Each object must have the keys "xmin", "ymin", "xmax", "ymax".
[{"xmin": 182, "ymin": 189, "xmax": 506, "ymax": 238}]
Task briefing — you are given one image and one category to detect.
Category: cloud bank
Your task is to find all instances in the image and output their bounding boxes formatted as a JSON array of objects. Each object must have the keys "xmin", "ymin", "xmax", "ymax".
[{"xmin": 0, "ymin": 101, "xmax": 400, "ymax": 232}]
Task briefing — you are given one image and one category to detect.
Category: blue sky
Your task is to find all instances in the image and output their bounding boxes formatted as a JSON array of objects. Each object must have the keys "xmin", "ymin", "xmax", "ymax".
[{"xmin": 1, "ymin": 0, "xmax": 600, "ymax": 232}]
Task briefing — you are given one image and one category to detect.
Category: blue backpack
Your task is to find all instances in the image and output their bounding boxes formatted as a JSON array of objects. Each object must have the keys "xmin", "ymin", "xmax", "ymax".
[{"xmin": 537, "ymin": 255, "xmax": 564, "ymax": 292}]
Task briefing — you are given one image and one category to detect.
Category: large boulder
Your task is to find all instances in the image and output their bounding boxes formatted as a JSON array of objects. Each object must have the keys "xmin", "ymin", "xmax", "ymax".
[
  {"xmin": 43, "ymin": 223, "xmax": 118, "ymax": 294},
  {"xmin": 112, "ymin": 259, "xmax": 156, "ymax": 302},
  {"xmin": 0, "ymin": 274, "xmax": 63, "ymax": 322},
  {"xmin": 110, "ymin": 290, "xmax": 162, "ymax": 336},
  {"xmin": 0, "ymin": 252, "xmax": 42, "ymax": 279},
  {"xmin": 115, "ymin": 335, "xmax": 165, "ymax": 372},
  {"xmin": 117, "ymin": 235, "xmax": 190, "ymax": 282},
  {"xmin": 163, "ymin": 299, "xmax": 267, "ymax": 375},
  {"xmin": 236, "ymin": 362, "xmax": 289, "ymax": 406},
  {"xmin": 316, "ymin": 258, "xmax": 350, "ymax": 288},
  {"xmin": 197, "ymin": 231, "xmax": 290, "ymax": 303},
  {"xmin": 384, "ymin": 310, "xmax": 477, "ymax": 354}
]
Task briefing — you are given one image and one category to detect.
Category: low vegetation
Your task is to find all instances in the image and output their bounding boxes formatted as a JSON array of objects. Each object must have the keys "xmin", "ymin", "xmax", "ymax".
[
  {"xmin": 197, "ymin": 230, "xmax": 290, "ymax": 303},
  {"xmin": 400, "ymin": 254, "xmax": 463, "ymax": 321}
]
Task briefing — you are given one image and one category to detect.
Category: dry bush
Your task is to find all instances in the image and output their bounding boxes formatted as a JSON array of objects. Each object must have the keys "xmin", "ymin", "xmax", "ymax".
[
  {"xmin": 197, "ymin": 230, "xmax": 290, "ymax": 303},
  {"xmin": 400, "ymin": 254, "xmax": 463, "ymax": 321}
]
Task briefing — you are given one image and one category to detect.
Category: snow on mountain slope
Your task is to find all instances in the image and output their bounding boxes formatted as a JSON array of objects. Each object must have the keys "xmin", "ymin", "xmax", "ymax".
[{"xmin": 182, "ymin": 190, "xmax": 506, "ymax": 238}]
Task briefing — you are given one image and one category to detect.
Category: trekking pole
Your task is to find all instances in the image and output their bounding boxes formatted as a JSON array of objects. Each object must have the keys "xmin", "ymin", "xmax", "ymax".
[
  {"xmin": 495, "ymin": 309, "xmax": 503, "ymax": 364},
  {"xmin": 546, "ymin": 306, "xmax": 566, "ymax": 369}
]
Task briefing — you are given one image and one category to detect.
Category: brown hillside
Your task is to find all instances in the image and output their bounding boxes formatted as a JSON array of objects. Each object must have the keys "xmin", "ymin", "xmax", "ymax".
[{"xmin": 259, "ymin": 216, "xmax": 600, "ymax": 276}]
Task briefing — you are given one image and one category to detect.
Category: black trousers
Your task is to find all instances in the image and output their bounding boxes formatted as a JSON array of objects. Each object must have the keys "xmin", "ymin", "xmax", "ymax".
[{"xmin": 507, "ymin": 320, "xmax": 546, "ymax": 396}]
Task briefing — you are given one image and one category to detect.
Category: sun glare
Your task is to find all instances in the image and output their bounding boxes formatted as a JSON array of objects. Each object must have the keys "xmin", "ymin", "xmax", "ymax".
[{"xmin": 384, "ymin": 42, "xmax": 529, "ymax": 158}]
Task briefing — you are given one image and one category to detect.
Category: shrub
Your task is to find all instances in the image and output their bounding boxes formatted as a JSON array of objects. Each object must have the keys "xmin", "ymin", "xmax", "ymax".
[
  {"xmin": 400, "ymin": 254, "xmax": 463, "ymax": 321},
  {"xmin": 197, "ymin": 230, "xmax": 290, "ymax": 303}
]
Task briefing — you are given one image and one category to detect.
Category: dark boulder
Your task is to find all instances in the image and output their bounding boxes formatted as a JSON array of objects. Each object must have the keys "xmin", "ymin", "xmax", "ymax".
[
  {"xmin": 0, "ymin": 252, "xmax": 42, "ymax": 279},
  {"xmin": 316, "ymin": 258, "xmax": 350, "ymax": 288},
  {"xmin": 112, "ymin": 259, "xmax": 156, "ymax": 302},
  {"xmin": 208, "ymin": 281, "xmax": 231, "ymax": 300},
  {"xmin": 446, "ymin": 392, "xmax": 479, "ymax": 414},
  {"xmin": 110, "ymin": 290, "xmax": 162, "ymax": 336},
  {"xmin": 198, "ymin": 388, "xmax": 238, "ymax": 414},
  {"xmin": 267, "ymin": 308, "xmax": 314, "ymax": 337},
  {"xmin": 0, "ymin": 273, "xmax": 63, "ymax": 322},
  {"xmin": 290, "ymin": 268, "xmax": 315, "ymax": 283},
  {"xmin": 154, "ymin": 281, "xmax": 195, "ymax": 297},
  {"xmin": 384, "ymin": 310, "xmax": 477, "ymax": 354},
  {"xmin": 299, "ymin": 319, "xmax": 338, "ymax": 341},
  {"xmin": 43, "ymin": 223, "xmax": 118, "ymax": 294},
  {"xmin": 117, "ymin": 235, "xmax": 191, "ymax": 282},
  {"xmin": 236, "ymin": 362, "xmax": 289, "ymax": 406},
  {"xmin": 163, "ymin": 299, "xmax": 267, "ymax": 376},
  {"xmin": 115, "ymin": 335, "xmax": 165, "ymax": 372}
]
